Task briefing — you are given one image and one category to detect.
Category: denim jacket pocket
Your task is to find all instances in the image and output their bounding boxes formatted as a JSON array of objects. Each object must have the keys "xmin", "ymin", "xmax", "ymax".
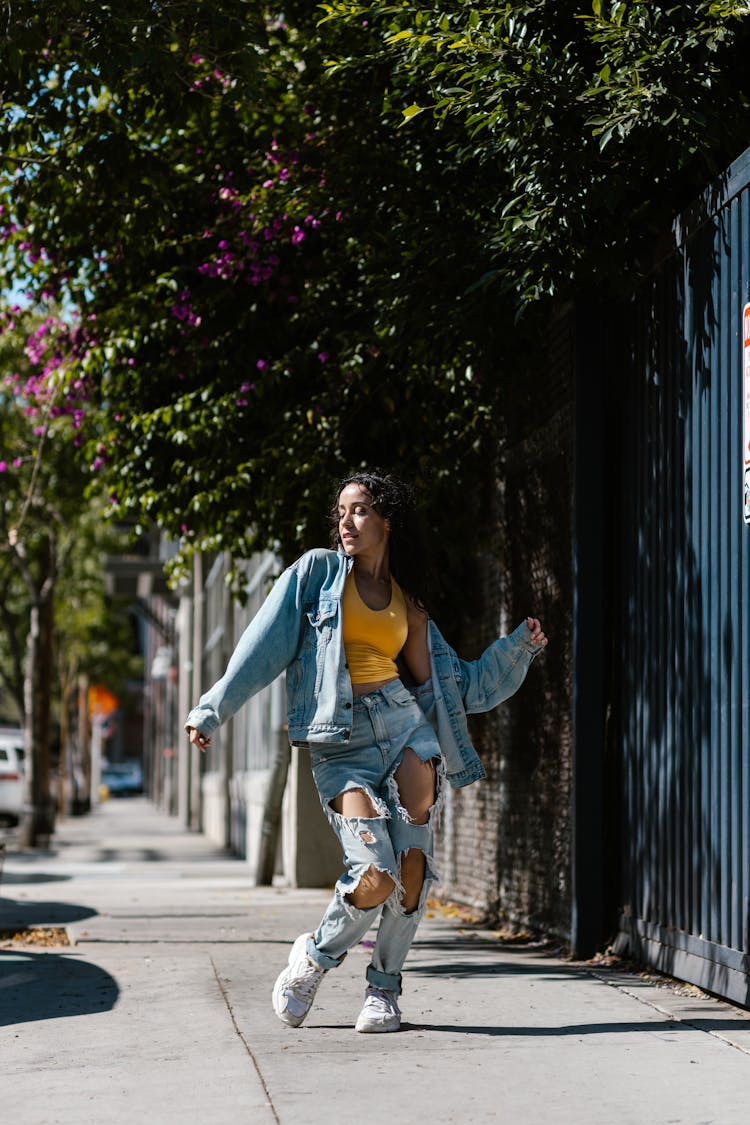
[
  {"xmin": 305, "ymin": 598, "xmax": 338, "ymax": 696},
  {"xmin": 306, "ymin": 599, "xmax": 337, "ymax": 631}
]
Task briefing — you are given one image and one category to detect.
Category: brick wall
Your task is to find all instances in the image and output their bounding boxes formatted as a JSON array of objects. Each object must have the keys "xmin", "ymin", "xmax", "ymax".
[{"xmin": 434, "ymin": 306, "xmax": 575, "ymax": 939}]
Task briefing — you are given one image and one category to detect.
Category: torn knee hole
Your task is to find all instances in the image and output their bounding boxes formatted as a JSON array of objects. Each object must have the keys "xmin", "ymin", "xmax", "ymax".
[
  {"xmin": 388, "ymin": 779, "xmax": 438, "ymax": 826},
  {"xmin": 346, "ymin": 864, "xmax": 397, "ymax": 907}
]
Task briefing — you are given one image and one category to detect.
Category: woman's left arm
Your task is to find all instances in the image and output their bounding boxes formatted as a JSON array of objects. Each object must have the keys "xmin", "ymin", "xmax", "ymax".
[{"xmin": 459, "ymin": 616, "xmax": 548, "ymax": 714}]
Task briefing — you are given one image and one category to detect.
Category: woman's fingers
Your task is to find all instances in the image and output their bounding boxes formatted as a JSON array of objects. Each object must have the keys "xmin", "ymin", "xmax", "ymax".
[
  {"xmin": 187, "ymin": 726, "xmax": 211, "ymax": 751},
  {"xmin": 525, "ymin": 617, "xmax": 548, "ymax": 647}
]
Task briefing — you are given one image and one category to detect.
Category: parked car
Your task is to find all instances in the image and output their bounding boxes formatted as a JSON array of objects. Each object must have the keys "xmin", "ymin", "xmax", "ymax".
[
  {"xmin": 0, "ymin": 727, "xmax": 26, "ymax": 825},
  {"xmin": 101, "ymin": 759, "xmax": 144, "ymax": 797}
]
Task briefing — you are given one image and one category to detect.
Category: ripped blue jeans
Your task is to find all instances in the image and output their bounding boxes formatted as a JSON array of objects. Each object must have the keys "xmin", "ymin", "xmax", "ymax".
[{"xmin": 305, "ymin": 678, "xmax": 442, "ymax": 994}]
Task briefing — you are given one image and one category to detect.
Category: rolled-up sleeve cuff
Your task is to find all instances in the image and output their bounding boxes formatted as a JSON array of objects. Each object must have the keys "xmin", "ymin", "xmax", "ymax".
[
  {"xmin": 508, "ymin": 621, "xmax": 544, "ymax": 656},
  {"xmin": 184, "ymin": 705, "xmax": 220, "ymax": 735}
]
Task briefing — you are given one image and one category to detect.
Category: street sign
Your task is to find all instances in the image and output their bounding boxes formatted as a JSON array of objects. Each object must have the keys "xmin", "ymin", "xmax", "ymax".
[{"xmin": 88, "ymin": 683, "xmax": 119, "ymax": 718}]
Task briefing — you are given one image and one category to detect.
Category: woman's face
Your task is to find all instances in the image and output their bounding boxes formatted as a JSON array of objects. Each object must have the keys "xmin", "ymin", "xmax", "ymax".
[{"xmin": 337, "ymin": 483, "xmax": 390, "ymax": 558}]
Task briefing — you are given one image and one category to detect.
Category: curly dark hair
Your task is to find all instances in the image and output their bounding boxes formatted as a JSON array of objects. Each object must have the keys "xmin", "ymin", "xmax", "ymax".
[{"xmin": 329, "ymin": 469, "xmax": 433, "ymax": 610}]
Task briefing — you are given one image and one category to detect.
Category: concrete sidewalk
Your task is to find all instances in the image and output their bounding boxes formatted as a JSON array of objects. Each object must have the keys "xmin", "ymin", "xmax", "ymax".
[{"xmin": 2, "ymin": 799, "xmax": 750, "ymax": 1125}]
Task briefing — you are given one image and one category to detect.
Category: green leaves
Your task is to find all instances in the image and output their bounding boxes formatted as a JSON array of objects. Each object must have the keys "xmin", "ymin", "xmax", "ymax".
[
  {"xmin": 324, "ymin": 0, "xmax": 750, "ymax": 305},
  {"xmin": 401, "ymin": 103, "xmax": 425, "ymax": 123},
  {"xmin": 4, "ymin": 0, "xmax": 750, "ymax": 598}
]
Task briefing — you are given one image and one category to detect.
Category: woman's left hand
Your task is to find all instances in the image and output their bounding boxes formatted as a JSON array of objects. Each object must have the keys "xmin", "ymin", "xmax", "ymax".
[{"xmin": 526, "ymin": 617, "xmax": 548, "ymax": 648}]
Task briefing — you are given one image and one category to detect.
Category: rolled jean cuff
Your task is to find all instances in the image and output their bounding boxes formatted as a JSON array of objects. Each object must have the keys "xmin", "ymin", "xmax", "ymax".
[
  {"xmin": 366, "ymin": 964, "xmax": 403, "ymax": 994},
  {"xmin": 307, "ymin": 935, "xmax": 345, "ymax": 971}
]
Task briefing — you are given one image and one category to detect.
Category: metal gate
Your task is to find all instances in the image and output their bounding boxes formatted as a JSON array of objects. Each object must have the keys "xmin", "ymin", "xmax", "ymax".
[{"xmin": 610, "ymin": 148, "xmax": 750, "ymax": 1007}]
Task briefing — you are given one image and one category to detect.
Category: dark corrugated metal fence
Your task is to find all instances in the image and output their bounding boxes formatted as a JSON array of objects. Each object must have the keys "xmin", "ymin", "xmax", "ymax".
[{"xmin": 611, "ymin": 148, "xmax": 750, "ymax": 1007}]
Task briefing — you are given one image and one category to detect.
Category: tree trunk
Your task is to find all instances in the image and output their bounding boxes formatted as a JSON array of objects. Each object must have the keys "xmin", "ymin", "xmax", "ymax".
[
  {"xmin": 77, "ymin": 673, "xmax": 91, "ymax": 813},
  {"xmin": 18, "ymin": 548, "xmax": 56, "ymax": 848},
  {"xmin": 255, "ymin": 728, "xmax": 291, "ymax": 885}
]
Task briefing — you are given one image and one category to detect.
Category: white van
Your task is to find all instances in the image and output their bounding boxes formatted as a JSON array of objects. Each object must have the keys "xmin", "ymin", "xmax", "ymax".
[{"xmin": 0, "ymin": 727, "xmax": 26, "ymax": 824}]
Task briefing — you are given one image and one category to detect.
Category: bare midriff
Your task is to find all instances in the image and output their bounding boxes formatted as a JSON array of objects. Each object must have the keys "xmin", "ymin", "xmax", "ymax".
[{"xmin": 351, "ymin": 676, "xmax": 399, "ymax": 698}]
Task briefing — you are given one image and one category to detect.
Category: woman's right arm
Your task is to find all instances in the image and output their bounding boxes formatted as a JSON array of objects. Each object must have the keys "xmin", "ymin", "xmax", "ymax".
[
  {"xmin": 185, "ymin": 560, "xmax": 307, "ymax": 740},
  {"xmin": 187, "ymin": 726, "xmax": 211, "ymax": 750}
]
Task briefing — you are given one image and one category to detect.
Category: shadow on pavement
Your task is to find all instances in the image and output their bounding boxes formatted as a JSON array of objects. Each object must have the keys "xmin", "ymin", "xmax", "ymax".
[
  {"xmin": 0, "ymin": 872, "xmax": 73, "ymax": 884},
  {"xmin": 410, "ymin": 958, "xmax": 577, "ymax": 980},
  {"xmin": 0, "ymin": 949, "xmax": 119, "ymax": 1026},
  {"xmin": 0, "ymin": 898, "xmax": 98, "ymax": 929},
  {"xmin": 406, "ymin": 1019, "xmax": 750, "ymax": 1038}
]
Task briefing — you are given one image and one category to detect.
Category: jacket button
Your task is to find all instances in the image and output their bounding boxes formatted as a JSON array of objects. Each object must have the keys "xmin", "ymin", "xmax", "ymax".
[{"xmin": 345, "ymin": 702, "xmax": 352, "ymax": 709}]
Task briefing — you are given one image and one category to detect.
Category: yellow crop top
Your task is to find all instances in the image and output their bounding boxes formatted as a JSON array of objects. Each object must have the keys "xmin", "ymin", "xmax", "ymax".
[{"xmin": 342, "ymin": 571, "xmax": 409, "ymax": 684}]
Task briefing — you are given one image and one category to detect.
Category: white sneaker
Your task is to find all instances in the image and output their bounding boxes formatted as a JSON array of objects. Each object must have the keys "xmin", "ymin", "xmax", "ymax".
[
  {"xmin": 272, "ymin": 933, "xmax": 327, "ymax": 1027},
  {"xmin": 355, "ymin": 985, "xmax": 402, "ymax": 1033}
]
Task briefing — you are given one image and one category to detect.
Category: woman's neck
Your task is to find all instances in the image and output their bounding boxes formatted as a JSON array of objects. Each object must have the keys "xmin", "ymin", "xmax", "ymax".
[{"xmin": 353, "ymin": 551, "xmax": 390, "ymax": 584}]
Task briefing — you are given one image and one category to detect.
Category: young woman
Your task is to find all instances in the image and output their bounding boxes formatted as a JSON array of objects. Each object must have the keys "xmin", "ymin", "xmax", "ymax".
[{"xmin": 185, "ymin": 470, "xmax": 547, "ymax": 1033}]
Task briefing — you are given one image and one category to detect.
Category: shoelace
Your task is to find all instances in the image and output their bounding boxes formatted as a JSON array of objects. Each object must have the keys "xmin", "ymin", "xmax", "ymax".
[{"xmin": 292, "ymin": 960, "xmax": 324, "ymax": 1001}]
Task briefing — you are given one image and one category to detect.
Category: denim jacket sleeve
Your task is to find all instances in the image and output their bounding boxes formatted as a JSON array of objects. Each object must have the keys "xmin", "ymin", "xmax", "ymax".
[
  {"xmin": 184, "ymin": 559, "xmax": 306, "ymax": 735},
  {"xmin": 458, "ymin": 620, "xmax": 543, "ymax": 714}
]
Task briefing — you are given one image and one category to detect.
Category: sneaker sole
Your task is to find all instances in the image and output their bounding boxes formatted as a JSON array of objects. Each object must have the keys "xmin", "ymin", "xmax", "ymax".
[{"xmin": 355, "ymin": 1018, "xmax": 401, "ymax": 1034}]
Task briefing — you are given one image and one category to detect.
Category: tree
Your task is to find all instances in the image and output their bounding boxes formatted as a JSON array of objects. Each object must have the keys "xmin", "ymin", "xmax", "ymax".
[
  {"xmin": 0, "ymin": 310, "xmax": 140, "ymax": 842},
  {"xmin": 2, "ymin": 1, "xmax": 750, "ymax": 601},
  {"xmin": 319, "ymin": 1, "xmax": 750, "ymax": 301},
  {"xmin": 0, "ymin": 6, "xmax": 512, "ymax": 591}
]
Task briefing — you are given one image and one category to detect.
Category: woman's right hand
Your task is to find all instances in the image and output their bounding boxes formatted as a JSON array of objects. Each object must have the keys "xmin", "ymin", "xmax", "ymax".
[{"xmin": 187, "ymin": 726, "xmax": 211, "ymax": 752}]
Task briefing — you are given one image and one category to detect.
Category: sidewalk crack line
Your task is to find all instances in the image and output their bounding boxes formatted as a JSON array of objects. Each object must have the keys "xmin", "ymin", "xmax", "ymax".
[
  {"xmin": 589, "ymin": 970, "xmax": 750, "ymax": 1058},
  {"xmin": 210, "ymin": 955, "xmax": 281, "ymax": 1122}
]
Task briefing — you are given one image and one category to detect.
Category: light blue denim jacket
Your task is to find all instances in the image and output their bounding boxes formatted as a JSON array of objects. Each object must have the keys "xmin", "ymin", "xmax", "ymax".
[{"xmin": 185, "ymin": 548, "xmax": 543, "ymax": 789}]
